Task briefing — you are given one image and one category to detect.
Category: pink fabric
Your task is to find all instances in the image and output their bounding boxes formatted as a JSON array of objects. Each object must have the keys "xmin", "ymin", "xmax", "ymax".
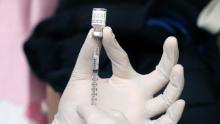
[
  {"xmin": 26, "ymin": 102, "xmax": 48, "ymax": 124},
  {"xmin": 0, "ymin": 0, "xmax": 57, "ymax": 114}
]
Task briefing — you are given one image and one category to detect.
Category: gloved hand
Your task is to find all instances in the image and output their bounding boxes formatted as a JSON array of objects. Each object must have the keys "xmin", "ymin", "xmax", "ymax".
[
  {"xmin": 77, "ymin": 100, "xmax": 185, "ymax": 124},
  {"xmin": 52, "ymin": 27, "xmax": 185, "ymax": 124}
]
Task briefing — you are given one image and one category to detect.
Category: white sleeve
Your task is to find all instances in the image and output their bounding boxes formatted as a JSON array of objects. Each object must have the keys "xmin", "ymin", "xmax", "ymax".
[
  {"xmin": 197, "ymin": 0, "xmax": 220, "ymax": 34},
  {"xmin": 51, "ymin": 114, "xmax": 60, "ymax": 124},
  {"xmin": 51, "ymin": 118, "xmax": 59, "ymax": 124}
]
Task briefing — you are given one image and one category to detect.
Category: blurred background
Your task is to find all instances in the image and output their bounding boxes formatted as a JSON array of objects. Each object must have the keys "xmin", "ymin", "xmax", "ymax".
[{"xmin": 0, "ymin": 0, "xmax": 219, "ymax": 124}]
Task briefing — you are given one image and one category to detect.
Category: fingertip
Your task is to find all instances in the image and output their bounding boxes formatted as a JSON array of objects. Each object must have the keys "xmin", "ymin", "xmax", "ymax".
[
  {"xmin": 90, "ymin": 28, "xmax": 94, "ymax": 32},
  {"xmin": 168, "ymin": 99, "xmax": 186, "ymax": 122},
  {"xmin": 103, "ymin": 26, "xmax": 112, "ymax": 34},
  {"xmin": 177, "ymin": 99, "xmax": 186, "ymax": 108},
  {"xmin": 172, "ymin": 99, "xmax": 186, "ymax": 116},
  {"xmin": 103, "ymin": 26, "xmax": 114, "ymax": 40},
  {"xmin": 156, "ymin": 36, "xmax": 179, "ymax": 79},
  {"xmin": 102, "ymin": 26, "xmax": 117, "ymax": 48},
  {"xmin": 104, "ymin": 26, "xmax": 112, "ymax": 31},
  {"xmin": 164, "ymin": 36, "xmax": 178, "ymax": 48},
  {"xmin": 163, "ymin": 36, "xmax": 179, "ymax": 56},
  {"xmin": 167, "ymin": 36, "xmax": 177, "ymax": 41},
  {"xmin": 84, "ymin": 28, "xmax": 98, "ymax": 44},
  {"xmin": 172, "ymin": 64, "xmax": 184, "ymax": 74},
  {"xmin": 88, "ymin": 28, "xmax": 95, "ymax": 37},
  {"xmin": 175, "ymin": 99, "xmax": 185, "ymax": 108},
  {"xmin": 170, "ymin": 64, "xmax": 185, "ymax": 88}
]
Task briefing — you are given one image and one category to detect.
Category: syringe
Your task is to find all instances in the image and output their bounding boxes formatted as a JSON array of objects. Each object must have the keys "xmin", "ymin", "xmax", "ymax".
[{"xmin": 91, "ymin": 8, "xmax": 107, "ymax": 106}]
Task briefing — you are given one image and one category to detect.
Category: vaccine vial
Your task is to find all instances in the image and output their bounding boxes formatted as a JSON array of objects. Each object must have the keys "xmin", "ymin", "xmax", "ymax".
[
  {"xmin": 90, "ymin": 8, "xmax": 107, "ymax": 105},
  {"xmin": 91, "ymin": 8, "xmax": 107, "ymax": 38}
]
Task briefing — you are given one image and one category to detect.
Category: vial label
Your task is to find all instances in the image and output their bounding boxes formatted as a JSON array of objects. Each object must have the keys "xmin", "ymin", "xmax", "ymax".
[{"xmin": 92, "ymin": 9, "xmax": 107, "ymax": 26}]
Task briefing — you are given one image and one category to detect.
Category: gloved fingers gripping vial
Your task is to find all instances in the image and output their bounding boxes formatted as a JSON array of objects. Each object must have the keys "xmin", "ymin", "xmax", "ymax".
[{"xmin": 91, "ymin": 8, "xmax": 107, "ymax": 106}]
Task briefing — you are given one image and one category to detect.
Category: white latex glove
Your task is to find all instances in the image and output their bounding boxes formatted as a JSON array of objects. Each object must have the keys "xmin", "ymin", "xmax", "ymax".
[
  {"xmin": 52, "ymin": 27, "xmax": 185, "ymax": 124},
  {"xmin": 77, "ymin": 100, "xmax": 185, "ymax": 124}
]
